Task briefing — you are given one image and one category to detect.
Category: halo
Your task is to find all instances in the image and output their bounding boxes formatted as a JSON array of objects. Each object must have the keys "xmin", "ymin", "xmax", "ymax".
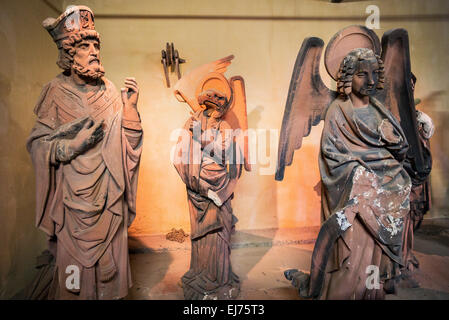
[
  {"xmin": 195, "ymin": 72, "xmax": 232, "ymax": 106},
  {"xmin": 324, "ymin": 25, "xmax": 381, "ymax": 81}
]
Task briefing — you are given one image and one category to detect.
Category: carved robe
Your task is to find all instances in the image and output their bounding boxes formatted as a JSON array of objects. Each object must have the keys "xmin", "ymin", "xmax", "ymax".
[
  {"xmin": 310, "ymin": 96, "xmax": 412, "ymax": 299},
  {"xmin": 27, "ymin": 73, "xmax": 142, "ymax": 299},
  {"xmin": 174, "ymin": 110, "xmax": 240, "ymax": 300}
]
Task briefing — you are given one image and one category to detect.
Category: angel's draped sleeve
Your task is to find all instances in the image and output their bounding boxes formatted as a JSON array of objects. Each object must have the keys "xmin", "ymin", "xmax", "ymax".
[
  {"xmin": 319, "ymin": 98, "xmax": 412, "ymax": 260},
  {"xmin": 197, "ymin": 120, "xmax": 241, "ymax": 205}
]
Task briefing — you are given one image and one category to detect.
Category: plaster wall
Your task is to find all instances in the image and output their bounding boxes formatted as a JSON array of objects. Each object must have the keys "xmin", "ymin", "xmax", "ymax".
[{"xmin": 0, "ymin": 0, "xmax": 60, "ymax": 299}]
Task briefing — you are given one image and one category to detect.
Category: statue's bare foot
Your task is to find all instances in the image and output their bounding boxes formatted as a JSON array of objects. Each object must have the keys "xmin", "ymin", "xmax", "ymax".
[{"xmin": 284, "ymin": 269, "xmax": 311, "ymax": 298}]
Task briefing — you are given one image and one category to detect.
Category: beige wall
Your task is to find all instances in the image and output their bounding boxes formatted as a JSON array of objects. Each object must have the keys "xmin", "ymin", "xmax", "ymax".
[
  {"xmin": 0, "ymin": 0, "xmax": 448, "ymax": 297},
  {"xmin": 0, "ymin": 0, "xmax": 61, "ymax": 299}
]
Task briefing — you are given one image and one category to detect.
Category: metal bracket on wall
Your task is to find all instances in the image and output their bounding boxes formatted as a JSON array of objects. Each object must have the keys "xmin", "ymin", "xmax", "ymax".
[{"xmin": 161, "ymin": 42, "xmax": 186, "ymax": 88}]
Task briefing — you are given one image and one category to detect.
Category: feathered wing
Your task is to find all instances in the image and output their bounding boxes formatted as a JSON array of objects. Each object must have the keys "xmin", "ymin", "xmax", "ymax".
[
  {"xmin": 376, "ymin": 29, "xmax": 428, "ymax": 175},
  {"xmin": 173, "ymin": 55, "xmax": 234, "ymax": 112},
  {"xmin": 275, "ymin": 37, "xmax": 337, "ymax": 181},
  {"xmin": 225, "ymin": 76, "xmax": 251, "ymax": 172}
]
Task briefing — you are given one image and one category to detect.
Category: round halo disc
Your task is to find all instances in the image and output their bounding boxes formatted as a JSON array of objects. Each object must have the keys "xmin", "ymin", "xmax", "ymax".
[
  {"xmin": 324, "ymin": 25, "xmax": 381, "ymax": 81},
  {"xmin": 196, "ymin": 72, "xmax": 232, "ymax": 105}
]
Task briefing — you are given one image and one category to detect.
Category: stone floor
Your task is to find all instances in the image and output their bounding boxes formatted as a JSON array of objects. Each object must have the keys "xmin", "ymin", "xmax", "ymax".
[{"xmin": 126, "ymin": 219, "xmax": 449, "ymax": 300}]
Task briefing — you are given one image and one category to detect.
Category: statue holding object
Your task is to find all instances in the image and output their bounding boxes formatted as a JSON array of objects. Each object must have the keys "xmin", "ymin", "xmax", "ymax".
[
  {"xmin": 277, "ymin": 26, "xmax": 433, "ymax": 299},
  {"xmin": 172, "ymin": 55, "xmax": 250, "ymax": 300}
]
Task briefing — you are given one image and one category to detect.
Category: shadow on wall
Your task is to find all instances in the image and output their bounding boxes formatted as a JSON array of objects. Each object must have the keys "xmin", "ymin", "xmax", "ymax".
[
  {"xmin": 0, "ymin": 14, "xmax": 47, "ymax": 298},
  {"xmin": 248, "ymin": 105, "xmax": 264, "ymax": 129},
  {"xmin": 417, "ymin": 90, "xmax": 449, "ymax": 217},
  {"xmin": 0, "ymin": 72, "xmax": 45, "ymax": 298},
  {"xmin": 233, "ymin": 102, "xmax": 279, "ymax": 271}
]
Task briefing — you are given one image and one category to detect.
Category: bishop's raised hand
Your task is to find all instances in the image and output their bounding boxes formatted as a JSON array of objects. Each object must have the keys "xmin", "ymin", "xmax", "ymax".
[{"xmin": 121, "ymin": 77, "xmax": 139, "ymax": 112}]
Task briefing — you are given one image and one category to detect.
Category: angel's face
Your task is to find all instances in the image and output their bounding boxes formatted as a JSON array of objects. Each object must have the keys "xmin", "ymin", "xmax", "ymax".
[
  {"xmin": 351, "ymin": 58, "xmax": 379, "ymax": 97},
  {"xmin": 198, "ymin": 89, "xmax": 229, "ymax": 117}
]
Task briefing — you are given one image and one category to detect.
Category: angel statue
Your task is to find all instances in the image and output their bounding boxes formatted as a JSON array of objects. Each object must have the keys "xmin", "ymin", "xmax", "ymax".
[
  {"xmin": 172, "ymin": 55, "xmax": 251, "ymax": 300},
  {"xmin": 277, "ymin": 26, "xmax": 433, "ymax": 299}
]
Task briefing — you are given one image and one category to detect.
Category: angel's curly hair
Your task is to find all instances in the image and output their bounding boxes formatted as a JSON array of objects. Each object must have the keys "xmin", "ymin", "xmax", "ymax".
[
  {"xmin": 336, "ymin": 48, "xmax": 384, "ymax": 98},
  {"xmin": 56, "ymin": 30, "xmax": 101, "ymax": 70}
]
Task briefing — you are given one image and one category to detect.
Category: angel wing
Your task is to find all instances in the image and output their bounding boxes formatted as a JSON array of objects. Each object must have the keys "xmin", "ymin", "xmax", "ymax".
[
  {"xmin": 376, "ymin": 28, "xmax": 428, "ymax": 176},
  {"xmin": 275, "ymin": 37, "xmax": 337, "ymax": 181},
  {"xmin": 173, "ymin": 55, "xmax": 234, "ymax": 112},
  {"xmin": 173, "ymin": 55, "xmax": 251, "ymax": 173},
  {"xmin": 225, "ymin": 76, "xmax": 251, "ymax": 172}
]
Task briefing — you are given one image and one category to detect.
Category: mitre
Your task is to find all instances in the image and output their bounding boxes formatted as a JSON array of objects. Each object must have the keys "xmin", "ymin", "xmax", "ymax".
[{"xmin": 42, "ymin": 5, "xmax": 97, "ymax": 49}]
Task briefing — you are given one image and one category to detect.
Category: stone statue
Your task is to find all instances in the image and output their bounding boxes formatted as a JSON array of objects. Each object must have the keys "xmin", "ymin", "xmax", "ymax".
[
  {"xmin": 26, "ymin": 6, "xmax": 143, "ymax": 299},
  {"xmin": 276, "ymin": 26, "xmax": 432, "ymax": 299},
  {"xmin": 172, "ymin": 55, "xmax": 251, "ymax": 300}
]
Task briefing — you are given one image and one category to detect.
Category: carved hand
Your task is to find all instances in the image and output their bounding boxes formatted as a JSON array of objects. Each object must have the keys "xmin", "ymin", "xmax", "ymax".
[
  {"xmin": 416, "ymin": 110, "xmax": 435, "ymax": 140},
  {"xmin": 121, "ymin": 77, "xmax": 139, "ymax": 115},
  {"xmin": 48, "ymin": 115, "xmax": 91, "ymax": 140},
  {"xmin": 207, "ymin": 189, "xmax": 223, "ymax": 207},
  {"xmin": 56, "ymin": 119, "xmax": 104, "ymax": 162}
]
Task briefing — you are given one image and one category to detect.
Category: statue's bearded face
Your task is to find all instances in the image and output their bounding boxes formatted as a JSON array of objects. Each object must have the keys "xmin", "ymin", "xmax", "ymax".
[
  {"xmin": 351, "ymin": 57, "xmax": 379, "ymax": 97},
  {"xmin": 72, "ymin": 38, "xmax": 105, "ymax": 80}
]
